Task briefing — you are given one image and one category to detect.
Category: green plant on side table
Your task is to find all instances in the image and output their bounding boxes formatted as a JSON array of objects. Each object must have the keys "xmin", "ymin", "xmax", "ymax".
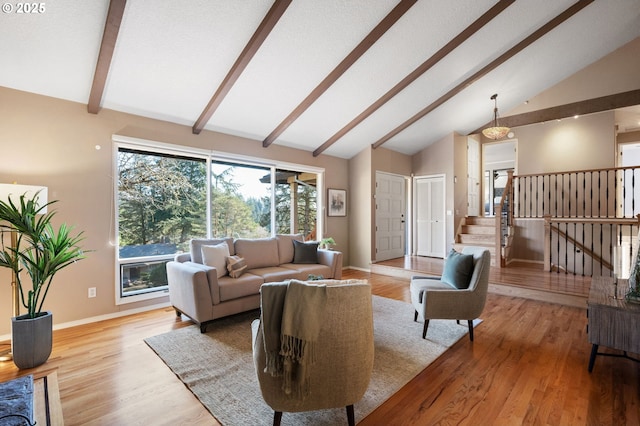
[
  {"xmin": 319, "ymin": 237, "xmax": 336, "ymax": 250},
  {"xmin": 0, "ymin": 191, "xmax": 86, "ymax": 369}
]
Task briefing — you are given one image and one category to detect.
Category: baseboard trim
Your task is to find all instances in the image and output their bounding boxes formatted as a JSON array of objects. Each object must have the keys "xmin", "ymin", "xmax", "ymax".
[
  {"xmin": 0, "ymin": 301, "xmax": 171, "ymax": 342},
  {"xmin": 346, "ymin": 265, "xmax": 371, "ymax": 273}
]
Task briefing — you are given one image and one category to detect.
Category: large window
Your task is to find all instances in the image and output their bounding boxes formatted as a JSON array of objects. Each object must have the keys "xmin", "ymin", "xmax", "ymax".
[
  {"xmin": 116, "ymin": 146, "xmax": 207, "ymax": 302},
  {"xmin": 115, "ymin": 138, "xmax": 322, "ymax": 303}
]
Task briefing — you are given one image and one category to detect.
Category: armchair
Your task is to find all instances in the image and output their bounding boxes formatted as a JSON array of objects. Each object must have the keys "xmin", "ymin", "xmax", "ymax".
[
  {"xmin": 252, "ymin": 280, "xmax": 373, "ymax": 426},
  {"xmin": 410, "ymin": 247, "xmax": 490, "ymax": 341}
]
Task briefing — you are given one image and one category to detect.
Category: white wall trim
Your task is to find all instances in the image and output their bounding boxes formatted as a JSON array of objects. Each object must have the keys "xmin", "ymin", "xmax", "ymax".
[
  {"xmin": 347, "ymin": 265, "xmax": 371, "ymax": 272},
  {"xmin": 0, "ymin": 301, "xmax": 171, "ymax": 342}
]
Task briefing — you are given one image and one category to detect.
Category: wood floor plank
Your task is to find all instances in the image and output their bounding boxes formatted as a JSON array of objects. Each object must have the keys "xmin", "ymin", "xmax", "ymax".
[{"xmin": 0, "ymin": 267, "xmax": 638, "ymax": 425}]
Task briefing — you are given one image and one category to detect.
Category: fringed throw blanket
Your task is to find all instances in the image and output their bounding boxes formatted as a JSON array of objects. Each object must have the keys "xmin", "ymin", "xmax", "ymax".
[{"xmin": 260, "ymin": 279, "xmax": 327, "ymax": 398}]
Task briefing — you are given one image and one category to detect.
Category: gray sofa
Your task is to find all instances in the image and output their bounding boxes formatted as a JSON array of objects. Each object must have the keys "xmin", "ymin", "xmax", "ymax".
[{"xmin": 166, "ymin": 234, "xmax": 343, "ymax": 332}]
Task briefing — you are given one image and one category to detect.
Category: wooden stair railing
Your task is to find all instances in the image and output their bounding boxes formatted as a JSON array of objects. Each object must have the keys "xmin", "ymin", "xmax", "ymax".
[
  {"xmin": 495, "ymin": 170, "xmax": 514, "ymax": 267},
  {"xmin": 543, "ymin": 216, "xmax": 640, "ymax": 275}
]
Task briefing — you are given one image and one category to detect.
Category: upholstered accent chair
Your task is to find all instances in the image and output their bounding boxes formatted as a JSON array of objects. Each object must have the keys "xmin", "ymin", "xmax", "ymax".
[
  {"xmin": 410, "ymin": 247, "xmax": 491, "ymax": 341},
  {"xmin": 252, "ymin": 280, "xmax": 374, "ymax": 426}
]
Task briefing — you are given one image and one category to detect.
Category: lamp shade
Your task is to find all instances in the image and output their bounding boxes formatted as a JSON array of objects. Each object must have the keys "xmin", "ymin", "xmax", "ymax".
[
  {"xmin": 0, "ymin": 183, "xmax": 48, "ymax": 213},
  {"xmin": 482, "ymin": 126, "xmax": 510, "ymax": 140},
  {"xmin": 482, "ymin": 93, "xmax": 510, "ymax": 140}
]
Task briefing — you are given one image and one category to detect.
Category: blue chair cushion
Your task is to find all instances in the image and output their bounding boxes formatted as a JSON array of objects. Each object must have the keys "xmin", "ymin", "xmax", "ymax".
[{"xmin": 441, "ymin": 249, "xmax": 474, "ymax": 289}]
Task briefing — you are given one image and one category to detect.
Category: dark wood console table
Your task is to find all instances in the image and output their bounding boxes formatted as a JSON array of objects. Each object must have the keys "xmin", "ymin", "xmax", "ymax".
[{"xmin": 587, "ymin": 276, "xmax": 640, "ymax": 372}]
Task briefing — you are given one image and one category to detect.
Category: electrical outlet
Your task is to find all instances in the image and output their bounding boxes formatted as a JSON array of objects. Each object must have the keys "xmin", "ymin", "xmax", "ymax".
[{"xmin": 88, "ymin": 287, "xmax": 96, "ymax": 298}]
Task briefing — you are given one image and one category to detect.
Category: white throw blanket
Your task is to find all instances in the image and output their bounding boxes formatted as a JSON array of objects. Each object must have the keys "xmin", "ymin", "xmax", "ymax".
[{"xmin": 261, "ymin": 279, "xmax": 327, "ymax": 397}]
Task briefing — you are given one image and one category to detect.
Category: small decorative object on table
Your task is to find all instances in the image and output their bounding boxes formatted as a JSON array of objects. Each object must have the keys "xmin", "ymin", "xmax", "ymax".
[{"xmin": 319, "ymin": 237, "xmax": 335, "ymax": 250}]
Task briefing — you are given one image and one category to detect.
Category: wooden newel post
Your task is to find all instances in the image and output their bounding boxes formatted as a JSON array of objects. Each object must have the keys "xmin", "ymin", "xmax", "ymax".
[{"xmin": 543, "ymin": 215, "xmax": 551, "ymax": 272}]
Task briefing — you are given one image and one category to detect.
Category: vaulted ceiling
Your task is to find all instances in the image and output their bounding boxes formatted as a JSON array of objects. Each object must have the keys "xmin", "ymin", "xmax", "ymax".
[{"xmin": 2, "ymin": 0, "xmax": 640, "ymax": 159}]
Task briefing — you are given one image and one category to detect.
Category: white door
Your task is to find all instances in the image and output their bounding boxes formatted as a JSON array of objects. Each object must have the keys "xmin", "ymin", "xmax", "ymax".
[
  {"xmin": 467, "ymin": 137, "xmax": 480, "ymax": 216},
  {"xmin": 375, "ymin": 172, "xmax": 406, "ymax": 261},
  {"xmin": 414, "ymin": 175, "xmax": 446, "ymax": 258}
]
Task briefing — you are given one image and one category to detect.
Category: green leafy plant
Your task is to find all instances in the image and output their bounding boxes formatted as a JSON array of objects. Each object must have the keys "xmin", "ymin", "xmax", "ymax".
[
  {"xmin": 320, "ymin": 237, "xmax": 335, "ymax": 250},
  {"xmin": 0, "ymin": 192, "xmax": 86, "ymax": 318}
]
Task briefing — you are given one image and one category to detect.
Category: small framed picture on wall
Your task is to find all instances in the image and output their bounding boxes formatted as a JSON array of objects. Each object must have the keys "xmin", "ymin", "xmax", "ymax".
[{"xmin": 328, "ymin": 188, "xmax": 347, "ymax": 217}]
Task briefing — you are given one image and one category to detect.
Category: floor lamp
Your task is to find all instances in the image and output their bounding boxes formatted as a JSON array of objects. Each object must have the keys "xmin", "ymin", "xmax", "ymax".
[{"xmin": 0, "ymin": 183, "xmax": 48, "ymax": 362}]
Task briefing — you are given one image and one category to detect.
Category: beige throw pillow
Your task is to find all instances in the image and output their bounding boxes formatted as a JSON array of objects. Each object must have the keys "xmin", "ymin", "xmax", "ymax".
[
  {"xmin": 201, "ymin": 242, "xmax": 230, "ymax": 278},
  {"xmin": 226, "ymin": 255, "xmax": 248, "ymax": 278}
]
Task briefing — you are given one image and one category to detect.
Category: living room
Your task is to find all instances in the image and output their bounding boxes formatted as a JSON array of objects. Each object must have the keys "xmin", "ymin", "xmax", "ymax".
[{"xmin": 1, "ymin": 1, "xmax": 640, "ymax": 424}]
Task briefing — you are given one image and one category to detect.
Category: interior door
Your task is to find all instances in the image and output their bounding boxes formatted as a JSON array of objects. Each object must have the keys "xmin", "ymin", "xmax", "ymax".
[
  {"xmin": 375, "ymin": 172, "xmax": 406, "ymax": 261},
  {"xmin": 414, "ymin": 175, "xmax": 446, "ymax": 258},
  {"xmin": 467, "ymin": 137, "xmax": 480, "ymax": 216}
]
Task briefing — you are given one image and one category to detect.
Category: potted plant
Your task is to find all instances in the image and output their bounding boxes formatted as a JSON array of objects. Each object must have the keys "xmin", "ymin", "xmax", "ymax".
[
  {"xmin": 319, "ymin": 237, "xmax": 336, "ymax": 250},
  {"xmin": 0, "ymin": 191, "xmax": 85, "ymax": 369}
]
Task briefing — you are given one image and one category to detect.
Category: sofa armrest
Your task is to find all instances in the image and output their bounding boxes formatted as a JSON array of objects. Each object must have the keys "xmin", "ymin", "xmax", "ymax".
[
  {"xmin": 317, "ymin": 249, "xmax": 343, "ymax": 279},
  {"xmin": 166, "ymin": 261, "xmax": 218, "ymax": 323},
  {"xmin": 174, "ymin": 252, "xmax": 192, "ymax": 263}
]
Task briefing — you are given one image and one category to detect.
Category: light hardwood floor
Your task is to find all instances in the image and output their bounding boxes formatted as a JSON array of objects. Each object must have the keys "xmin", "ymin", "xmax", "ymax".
[{"xmin": 0, "ymin": 264, "xmax": 637, "ymax": 425}]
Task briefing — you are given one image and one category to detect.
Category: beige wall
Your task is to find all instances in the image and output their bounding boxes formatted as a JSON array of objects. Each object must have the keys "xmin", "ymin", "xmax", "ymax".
[
  {"xmin": 372, "ymin": 147, "xmax": 412, "ymax": 176},
  {"xmin": 507, "ymin": 36, "xmax": 640, "ymax": 115},
  {"xmin": 0, "ymin": 87, "xmax": 349, "ymax": 335},
  {"xmin": 347, "ymin": 146, "xmax": 412, "ymax": 269},
  {"xmin": 619, "ymin": 131, "xmax": 640, "ymax": 144},
  {"xmin": 453, "ymin": 134, "xmax": 469, "ymax": 236},
  {"xmin": 348, "ymin": 147, "xmax": 372, "ymax": 269},
  {"xmin": 513, "ymin": 111, "xmax": 616, "ymax": 175}
]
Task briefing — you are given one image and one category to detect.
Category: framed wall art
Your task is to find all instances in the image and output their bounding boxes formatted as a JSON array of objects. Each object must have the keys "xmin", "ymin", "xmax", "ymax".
[{"xmin": 327, "ymin": 188, "xmax": 346, "ymax": 217}]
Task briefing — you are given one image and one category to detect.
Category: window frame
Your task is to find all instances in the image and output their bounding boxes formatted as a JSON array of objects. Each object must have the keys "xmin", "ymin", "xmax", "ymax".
[{"xmin": 113, "ymin": 135, "xmax": 324, "ymax": 305}]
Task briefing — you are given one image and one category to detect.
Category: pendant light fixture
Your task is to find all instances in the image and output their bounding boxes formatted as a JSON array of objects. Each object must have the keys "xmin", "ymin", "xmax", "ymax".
[{"xmin": 482, "ymin": 93, "xmax": 510, "ymax": 140}]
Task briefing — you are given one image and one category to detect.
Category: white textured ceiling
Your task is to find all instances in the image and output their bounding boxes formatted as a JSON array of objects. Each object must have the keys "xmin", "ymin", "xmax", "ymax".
[{"xmin": 1, "ymin": 0, "xmax": 639, "ymax": 159}]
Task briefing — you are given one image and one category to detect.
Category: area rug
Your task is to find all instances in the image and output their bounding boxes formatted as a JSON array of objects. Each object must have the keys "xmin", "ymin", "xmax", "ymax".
[{"xmin": 145, "ymin": 296, "xmax": 477, "ymax": 425}]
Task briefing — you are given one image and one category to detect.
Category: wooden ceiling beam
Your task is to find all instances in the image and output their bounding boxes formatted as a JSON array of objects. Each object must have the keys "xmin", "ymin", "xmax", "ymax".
[
  {"xmin": 312, "ymin": 0, "xmax": 515, "ymax": 157},
  {"xmin": 87, "ymin": 0, "xmax": 127, "ymax": 114},
  {"xmin": 471, "ymin": 89, "xmax": 640, "ymax": 134},
  {"xmin": 371, "ymin": 0, "xmax": 594, "ymax": 150},
  {"xmin": 192, "ymin": 0, "xmax": 292, "ymax": 135},
  {"xmin": 262, "ymin": 0, "xmax": 418, "ymax": 148}
]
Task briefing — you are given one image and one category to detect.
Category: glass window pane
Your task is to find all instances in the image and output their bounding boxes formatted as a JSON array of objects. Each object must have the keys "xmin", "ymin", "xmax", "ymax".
[
  {"xmin": 120, "ymin": 260, "xmax": 169, "ymax": 296},
  {"xmin": 211, "ymin": 161, "xmax": 271, "ymax": 238},
  {"xmin": 274, "ymin": 168, "xmax": 317, "ymax": 240},
  {"xmin": 118, "ymin": 148, "xmax": 207, "ymax": 258}
]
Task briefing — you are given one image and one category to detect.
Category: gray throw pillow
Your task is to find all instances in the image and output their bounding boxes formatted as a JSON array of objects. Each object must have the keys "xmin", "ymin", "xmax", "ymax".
[
  {"xmin": 441, "ymin": 249, "xmax": 474, "ymax": 289},
  {"xmin": 293, "ymin": 240, "xmax": 319, "ymax": 264}
]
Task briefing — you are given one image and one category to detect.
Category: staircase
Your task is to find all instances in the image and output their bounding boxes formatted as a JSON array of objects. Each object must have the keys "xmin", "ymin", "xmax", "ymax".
[{"xmin": 454, "ymin": 217, "xmax": 498, "ymax": 265}]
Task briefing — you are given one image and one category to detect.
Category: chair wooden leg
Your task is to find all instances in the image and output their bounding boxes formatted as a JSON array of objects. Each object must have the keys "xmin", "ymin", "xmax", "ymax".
[
  {"xmin": 414, "ymin": 310, "xmax": 418, "ymax": 322},
  {"xmin": 468, "ymin": 320, "xmax": 474, "ymax": 342},
  {"xmin": 273, "ymin": 411, "xmax": 282, "ymax": 426},
  {"xmin": 422, "ymin": 319, "xmax": 429, "ymax": 339},
  {"xmin": 346, "ymin": 404, "xmax": 355, "ymax": 426}
]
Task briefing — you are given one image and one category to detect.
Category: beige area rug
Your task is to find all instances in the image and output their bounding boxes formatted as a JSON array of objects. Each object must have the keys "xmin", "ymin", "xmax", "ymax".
[{"xmin": 145, "ymin": 296, "xmax": 477, "ymax": 425}]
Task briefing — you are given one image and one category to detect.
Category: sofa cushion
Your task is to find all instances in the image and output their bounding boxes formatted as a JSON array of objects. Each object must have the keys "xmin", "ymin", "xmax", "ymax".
[
  {"xmin": 276, "ymin": 234, "xmax": 304, "ymax": 264},
  {"xmin": 280, "ymin": 263, "xmax": 333, "ymax": 280},
  {"xmin": 441, "ymin": 249, "xmax": 474, "ymax": 289},
  {"xmin": 234, "ymin": 238, "xmax": 280, "ymax": 269},
  {"xmin": 201, "ymin": 242, "xmax": 230, "ymax": 278},
  {"xmin": 248, "ymin": 266, "xmax": 303, "ymax": 283},
  {"xmin": 190, "ymin": 238, "xmax": 234, "ymax": 263},
  {"xmin": 293, "ymin": 240, "xmax": 319, "ymax": 264},
  {"xmin": 226, "ymin": 255, "xmax": 248, "ymax": 278},
  {"xmin": 410, "ymin": 277, "xmax": 452, "ymax": 303},
  {"xmin": 218, "ymin": 273, "xmax": 264, "ymax": 302}
]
